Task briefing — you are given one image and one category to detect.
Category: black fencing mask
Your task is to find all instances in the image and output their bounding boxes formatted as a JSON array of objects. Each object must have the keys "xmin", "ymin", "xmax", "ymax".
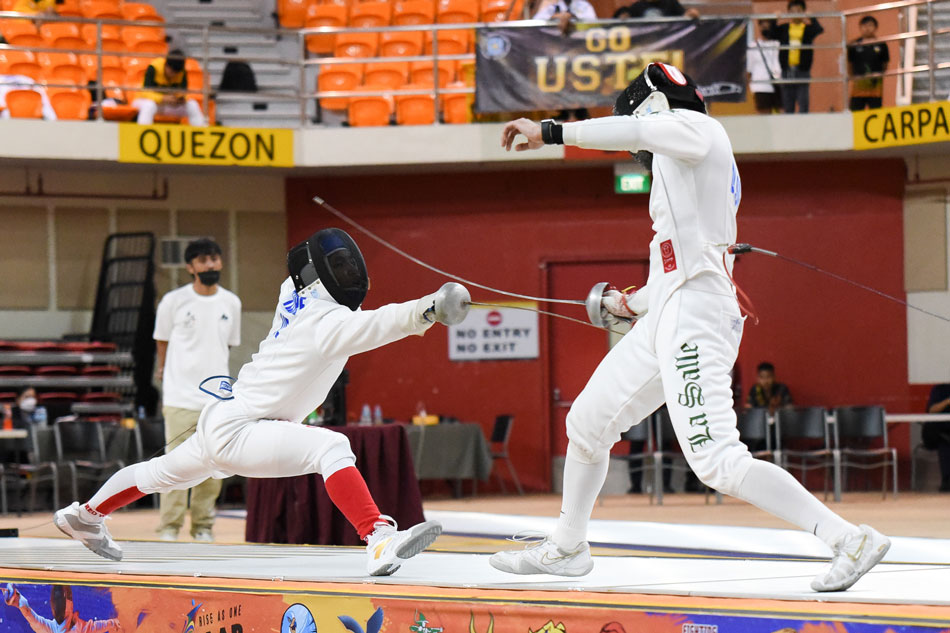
[{"xmin": 287, "ymin": 228, "xmax": 368, "ymax": 310}]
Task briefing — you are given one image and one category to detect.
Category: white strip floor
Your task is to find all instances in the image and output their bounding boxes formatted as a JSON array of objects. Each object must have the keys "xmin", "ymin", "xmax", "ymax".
[{"xmin": 0, "ymin": 512, "xmax": 947, "ymax": 607}]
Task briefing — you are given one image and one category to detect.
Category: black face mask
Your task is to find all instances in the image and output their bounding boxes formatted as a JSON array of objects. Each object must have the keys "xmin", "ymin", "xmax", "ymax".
[{"xmin": 197, "ymin": 270, "xmax": 220, "ymax": 286}]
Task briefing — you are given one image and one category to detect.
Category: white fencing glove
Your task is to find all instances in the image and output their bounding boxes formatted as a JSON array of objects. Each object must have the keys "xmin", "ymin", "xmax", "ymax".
[
  {"xmin": 603, "ymin": 285, "xmax": 649, "ymax": 321},
  {"xmin": 417, "ymin": 282, "xmax": 471, "ymax": 326}
]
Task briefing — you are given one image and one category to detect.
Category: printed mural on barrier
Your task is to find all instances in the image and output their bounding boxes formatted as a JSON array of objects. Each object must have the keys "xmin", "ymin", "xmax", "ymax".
[{"xmin": 1, "ymin": 579, "xmax": 948, "ymax": 633}]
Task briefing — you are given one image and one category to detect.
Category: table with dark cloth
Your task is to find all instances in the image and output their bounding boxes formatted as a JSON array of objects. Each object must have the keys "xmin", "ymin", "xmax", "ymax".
[
  {"xmin": 244, "ymin": 424, "xmax": 425, "ymax": 546},
  {"xmin": 405, "ymin": 422, "xmax": 493, "ymax": 492}
]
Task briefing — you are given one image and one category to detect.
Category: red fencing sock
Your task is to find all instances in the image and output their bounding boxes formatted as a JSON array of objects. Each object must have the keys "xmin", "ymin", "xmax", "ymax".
[
  {"xmin": 82, "ymin": 463, "xmax": 146, "ymax": 520},
  {"xmin": 325, "ymin": 466, "xmax": 382, "ymax": 541}
]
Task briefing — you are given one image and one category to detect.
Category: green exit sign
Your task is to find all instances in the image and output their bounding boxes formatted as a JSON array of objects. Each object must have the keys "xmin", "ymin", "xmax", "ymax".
[{"xmin": 615, "ymin": 173, "xmax": 651, "ymax": 194}]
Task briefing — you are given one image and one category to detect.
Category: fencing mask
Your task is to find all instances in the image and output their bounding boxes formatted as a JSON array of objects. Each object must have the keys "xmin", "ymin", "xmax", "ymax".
[{"xmin": 287, "ymin": 228, "xmax": 368, "ymax": 310}]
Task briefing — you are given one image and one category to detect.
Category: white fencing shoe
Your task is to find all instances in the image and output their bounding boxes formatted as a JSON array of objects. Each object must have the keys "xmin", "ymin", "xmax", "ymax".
[
  {"xmin": 53, "ymin": 502, "xmax": 123, "ymax": 562},
  {"xmin": 365, "ymin": 516, "xmax": 442, "ymax": 576},
  {"xmin": 490, "ymin": 535, "xmax": 593, "ymax": 576},
  {"xmin": 811, "ymin": 524, "xmax": 890, "ymax": 592}
]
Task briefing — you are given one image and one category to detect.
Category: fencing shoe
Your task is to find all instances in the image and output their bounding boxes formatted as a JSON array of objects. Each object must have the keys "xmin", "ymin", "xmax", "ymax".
[
  {"xmin": 811, "ymin": 524, "xmax": 890, "ymax": 592},
  {"xmin": 365, "ymin": 515, "xmax": 442, "ymax": 576},
  {"xmin": 53, "ymin": 502, "xmax": 123, "ymax": 561},
  {"xmin": 490, "ymin": 535, "xmax": 593, "ymax": 576}
]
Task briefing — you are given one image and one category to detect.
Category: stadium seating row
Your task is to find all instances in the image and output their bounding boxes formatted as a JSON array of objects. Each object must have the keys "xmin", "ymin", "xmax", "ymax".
[
  {"xmin": 285, "ymin": 0, "xmax": 524, "ymax": 34},
  {"xmin": 0, "ymin": 18, "xmax": 167, "ymax": 54},
  {"xmin": 0, "ymin": 0, "xmax": 160, "ymax": 21}
]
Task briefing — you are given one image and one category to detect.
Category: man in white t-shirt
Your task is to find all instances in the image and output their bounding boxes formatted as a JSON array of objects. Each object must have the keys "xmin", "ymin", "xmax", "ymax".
[
  {"xmin": 747, "ymin": 19, "xmax": 782, "ymax": 114},
  {"xmin": 153, "ymin": 237, "xmax": 241, "ymax": 543}
]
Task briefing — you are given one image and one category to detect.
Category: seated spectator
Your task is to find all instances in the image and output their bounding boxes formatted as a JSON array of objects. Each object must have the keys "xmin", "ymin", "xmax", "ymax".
[
  {"xmin": 533, "ymin": 0, "xmax": 597, "ymax": 35},
  {"xmin": 762, "ymin": 0, "xmax": 823, "ymax": 114},
  {"xmin": 848, "ymin": 15, "xmax": 889, "ymax": 111},
  {"xmin": 11, "ymin": 387, "xmax": 38, "ymax": 429},
  {"xmin": 748, "ymin": 19, "xmax": 782, "ymax": 114},
  {"xmin": 0, "ymin": 75, "xmax": 57, "ymax": 120},
  {"xmin": 925, "ymin": 382, "xmax": 950, "ymax": 492},
  {"xmin": 11, "ymin": 0, "xmax": 55, "ymax": 15},
  {"xmin": 131, "ymin": 50, "xmax": 206, "ymax": 127},
  {"xmin": 613, "ymin": 0, "xmax": 699, "ymax": 20},
  {"xmin": 747, "ymin": 361, "xmax": 793, "ymax": 414}
]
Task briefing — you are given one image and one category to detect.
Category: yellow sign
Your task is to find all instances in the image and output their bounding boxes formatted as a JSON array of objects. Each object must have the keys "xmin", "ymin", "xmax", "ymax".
[
  {"xmin": 853, "ymin": 101, "xmax": 950, "ymax": 150},
  {"xmin": 118, "ymin": 123, "xmax": 294, "ymax": 166}
]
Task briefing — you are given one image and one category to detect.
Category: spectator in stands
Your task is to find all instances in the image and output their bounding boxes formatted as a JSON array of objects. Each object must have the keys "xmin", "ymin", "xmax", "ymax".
[
  {"xmin": 533, "ymin": 0, "xmax": 597, "ymax": 36},
  {"xmin": 154, "ymin": 238, "xmax": 241, "ymax": 542},
  {"xmin": 763, "ymin": 0, "xmax": 823, "ymax": 113},
  {"xmin": 0, "ymin": 75, "xmax": 57, "ymax": 120},
  {"xmin": 925, "ymin": 383, "xmax": 950, "ymax": 492},
  {"xmin": 748, "ymin": 19, "xmax": 782, "ymax": 114},
  {"xmin": 11, "ymin": 0, "xmax": 56, "ymax": 15},
  {"xmin": 132, "ymin": 50, "xmax": 206, "ymax": 127},
  {"xmin": 613, "ymin": 0, "xmax": 699, "ymax": 20},
  {"xmin": 11, "ymin": 387, "xmax": 38, "ymax": 428},
  {"xmin": 848, "ymin": 15, "xmax": 889, "ymax": 111},
  {"xmin": 747, "ymin": 361, "xmax": 793, "ymax": 414}
]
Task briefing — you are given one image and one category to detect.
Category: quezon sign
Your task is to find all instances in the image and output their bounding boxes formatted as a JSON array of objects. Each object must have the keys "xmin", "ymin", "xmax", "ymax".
[
  {"xmin": 119, "ymin": 123, "xmax": 294, "ymax": 166},
  {"xmin": 853, "ymin": 101, "xmax": 950, "ymax": 150}
]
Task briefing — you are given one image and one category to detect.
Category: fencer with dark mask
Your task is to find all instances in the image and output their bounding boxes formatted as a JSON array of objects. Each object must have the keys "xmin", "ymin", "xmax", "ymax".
[
  {"xmin": 491, "ymin": 62, "xmax": 890, "ymax": 593},
  {"xmin": 55, "ymin": 228, "xmax": 471, "ymax": 577}
]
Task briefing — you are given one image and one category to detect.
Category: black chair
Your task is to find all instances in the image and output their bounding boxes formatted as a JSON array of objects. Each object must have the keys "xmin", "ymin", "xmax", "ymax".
[
  {"xmin": 598, "ymin": 416, "xmax": 654, "ymax": 505},
  {"xmin": 738, "ymin": 407, "xmax": 775, "ymax": 461},
  {"xmin": 3, "ymin": 426, "xmax": 61, "ymax": 514},
  {"xmin": 652, "ymin": 407, "xmax": 722, "ymax": 506},
  {"xmin": 775, "ymin": 407, "xmax": 840, "ymax": 502},
  {"xmin": 833, "ymin": 405, "xmax": 897, "ymax": 499},
  {"xmin": 58, "ymin": 420, "xmax": 127, "ymax": 502},
  {"xmin": 489, "ymin": 415, "xmax": 523, "ymax": 495}
]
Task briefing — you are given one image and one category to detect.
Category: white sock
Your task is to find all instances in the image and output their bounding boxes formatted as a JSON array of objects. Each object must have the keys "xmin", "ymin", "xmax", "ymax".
[
  {"xmin": 552, "ymin": 444, "xmax": 609, "ymax": 552},
  {"xmin": 734, "ymin": 459, "xmax": 859, "ymax": 548}
]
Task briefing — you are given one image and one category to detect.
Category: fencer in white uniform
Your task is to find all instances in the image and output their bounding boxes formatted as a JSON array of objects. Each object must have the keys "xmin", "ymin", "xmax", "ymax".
[
  {"xmin": 54, "ymin": 228, "xmax": 471, "ymax": 576},
  {"xmin": 490, "ymin": 63, "xmax": 890, "ymax": 592}
]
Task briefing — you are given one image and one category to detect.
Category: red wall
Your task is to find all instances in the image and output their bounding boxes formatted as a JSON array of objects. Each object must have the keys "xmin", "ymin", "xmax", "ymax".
[{"xmin": 286, "ymin": 157, "xmax": 926, "ymax": 492}]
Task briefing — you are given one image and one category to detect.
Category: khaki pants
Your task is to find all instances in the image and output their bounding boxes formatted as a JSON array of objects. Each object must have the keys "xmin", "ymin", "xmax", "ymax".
[{"xmin": 158, "ymin": 406, "xmax": 222, "ymax": 536}]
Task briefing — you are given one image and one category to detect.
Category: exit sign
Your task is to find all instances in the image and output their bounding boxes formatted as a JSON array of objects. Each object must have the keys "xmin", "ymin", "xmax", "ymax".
[{"xmin": 615, "ymin": 173, "xmax": 651, "ymax": 194}]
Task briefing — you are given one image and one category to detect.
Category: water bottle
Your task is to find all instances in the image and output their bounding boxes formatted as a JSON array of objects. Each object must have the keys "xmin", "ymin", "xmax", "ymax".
[
  {"xmin": 137, "ymin": 406, "xmax": 146, "ymax": 421},
  {"xmin": 33, "ymin": 406, "xmax": 48, "ymax": 428},
  {"xmin": 373, "ymin": 404, "xmax": 383, "ymax": 425},
  {"xmin": 359, "ymin": 403, "xmax": 372, "ymax": 426}
]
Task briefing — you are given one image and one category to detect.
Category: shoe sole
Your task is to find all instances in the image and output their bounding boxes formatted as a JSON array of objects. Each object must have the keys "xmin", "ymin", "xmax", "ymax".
[
  {"xmin": 53, "ymin": 510, "xmax": 123, "ymax": 562},
  {"xmin": 370, "ymin": 521, "xmax": 443, "ymax": 577}
]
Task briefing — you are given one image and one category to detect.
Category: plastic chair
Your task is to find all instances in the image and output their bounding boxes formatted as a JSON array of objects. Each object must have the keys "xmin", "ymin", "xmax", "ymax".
[
  {"xmin": 58, "ymin": 420, "xmax": 127, "ymax": 502},
  {"xmin": 40, "ymin": 22, "xmax": 87, "ymax": 50},
  {"xmin": 364, "ymin": 61, "xmax": 409, "ymax": 90},
  {"xmin": 80, "ymin": 392, "xmax": 120, "ymax": 403},
  {"xmin": 775, "ymin": 406, "xmax": 840, "ymax": 501},
  {"xmin": 395, "ymin": 84, "xmax": 436, "ymax": 125},
  {"xmin": 81, "ymin": 1, "xmax": 123, "ymax": 20},
  {"xmin": 123, "ymin": 56, "xmax": 153, "ymax": 85},
  {"xmin": 278, "ymin": 0, "xmax": 310, "ymax": 28},
  {"xmin": 121, "ymin": 2, "xmax": 160, "ymax": 21},
  {"xmin": 2, "ymin": 426, "xmax": 61, "ymax": 514},
  {"xmin": 35, "ymin": 365, "xmax": 78, "ymax": 376},
  {"xmin": 50, "ymin": 89, "xmax": 90, "ymax": 119},
  {"xmin": 481, "ymin": 0, "xmax": 523, "ymax": 21},
  {"xmin": 350, "ymin": 1, "xmax": 392, "ymax": 27},
  {"xmin": 393, "ymin": 0, "xmax": 435, "ymax": 25},
  {"xmin": 123, "ymin": 25, "xmax": 167, "ymax": 51},
  {"xmin": 441, "ymin": 88, "xmax": 471, "ymax": 124},
  {"xmin": 334, "ymin": 32, "xmax": 379, "ymax": 58},
  {"xmin": 488, "ymin": 415, "xmax": 523, "ymax": 495},
  {"xmin": 0, "ymin": 50, "xmax": 41, "ymax": 81},
  {"xmin": 438, "ymin": 0, "xmax": 478, "ymax": 22},
  {"xmin": 38, "ymin": 392, "xmax": 79, "ymax": 404},
  {"xmin": 347, "ymin": 89, "xmax": 392, "ymax": 126},
  {"xmin": 0, "ymin": 19, "xmax": 40, "ymax": 45},
  {"xmin": 317, "ymin": 62, "xmax": 363, "ymax": 110},
  {"xmin": 379, "ymin": 31, "xmax": 424, "ymax": 57},
  {"xmin": 4, "ymin": 90, "xmax": 43, "ymax": 118},
  {"xmin": 425, "ymin": 29, "xmax": 471, "ymax": 55},
  {"xmin": 56, "ymin": 0, "xmax": 84, "ymax": 16},
  {"xmin": 43, "ymin": 60, "xmax": 87, "ymax": 88},
  {"xmin": 0, "ymin": 366, "xmax": 31, "ymax": 376},
  {"xmin": 409, "ymin": 59, "xmax": 455, "ymax": 87},
  {"xmin": 81, "ymin": 22, "xmax": 122, "ymax": 47},
  {"xmin": 597, "ymin": 415, "xmax": 654, "ymax": 504},
  {"xmin": 833, "ymin": 405, "xmax": 897, "ymax": 499},
  {"xmin": 0, "ymin": 392, "xmax": 17, "ymax": 403},
  {"xmin": 304, "ymin": 3, "xmax": 348, "ymax": 56},
  {"xmin": 651, "ymin": 407, "xmax": 722, "ymax": 505},
  {"xmin": 737, "ymin": 407, "xmax": 774, "ymax": 460}
]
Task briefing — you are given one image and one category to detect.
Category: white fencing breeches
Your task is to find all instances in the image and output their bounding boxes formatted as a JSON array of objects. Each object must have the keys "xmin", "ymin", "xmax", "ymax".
[
  {"xmin": 134, "ymin": 399, "xmax": 355, "ymax": 494},
  {"xmin": 566, "ymin": 274, "xmax": 753, "ymax": 496},
  {"xmin": 133, "ymin": 98, "xmax": 206, "ymax": 126}
]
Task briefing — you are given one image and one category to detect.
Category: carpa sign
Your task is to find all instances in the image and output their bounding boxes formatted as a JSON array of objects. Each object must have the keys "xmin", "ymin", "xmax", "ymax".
[
  {"xmin": 853, "ymin": 101, "xmax": 950, "ymax": 150},
  {"xmin": 119, "ymin": 123, "xmax": 294, "ymax": 166}
]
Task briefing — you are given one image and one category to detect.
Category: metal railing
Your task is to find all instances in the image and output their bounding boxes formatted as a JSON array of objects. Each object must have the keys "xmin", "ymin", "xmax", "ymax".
[{"xmin": 0, "ymin": 0, "xmax": 947, "ymax": 126}]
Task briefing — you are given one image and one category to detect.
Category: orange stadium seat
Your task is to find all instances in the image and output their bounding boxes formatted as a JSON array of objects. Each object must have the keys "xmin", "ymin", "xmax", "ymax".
[
  {"xmin": 123, "ymin": 25, "xmax": 167, "ymax": 53},
  {"xmin": 334, "ymin": 32, "xmax": 379, "ymax": 58},
  {"xmin": 5, "ymin": 90, "xmax": 43, "ymax": 118},
  {"xmin": 278, "ymin": 0, "xmax": 309, "ymax": 28},
  {"xmin": 349, "ymin": 1, "xmax": 392, "ymax": 28},
  {"xmin": 437, "ymin": 0, "xmax": 478, "ymax": 23},
  {"xmin": 305, "ymin": 3, "xmax": 348, "ymax": 56},
  {"xmin": 1, "ymin": 19, "xmax": 44, "ymax": 47},
  {"xmin": 81, "ymin": 22, "xmax": 121, "ymax": 46},
  {"xmin": 185, "ymin": 58, "xmax": 205, "ymax": 91},
  {"xmin": 56, "ymin": 0, "xmax": 84, "ymax": 16},
  {"xmin": 40, "ymin": 22, "xmax": 88, "ymax": 50},
  {"xmin": 317, "ymin": 62, "xmax": 363, "ymax": 110},
  {"xmin": 38, "ymin": 52, "xmax": 86, "ymax": 87},
  {"xmin": 123, "ymin": 56, "xmax": 154, "ymax": 85},
  {"xmin": 481, "ymin": 0, "xmax": 523, "ymax": 21},
  {"xmin": 393, "ymin": 0, "xmax": 435, "ymax": 26},
  {"xmin": 348, "ymin": 84, "xmax": 392, "ymax": 126},
  {"xmin": 81, "ymin": 1, "xmax": 123, "ymax": 19},
  {"xmin": 0, "ymin": 49, "xmax": 38, "ymax": 73},
  {"xmin": 395, "ymin": 84, "xmax": 436, "ymax": 125},
  {"xmin": 49, "ymin": 88, "xmax": 91, "ymax": 119},
  {"xmin": 379, "ymin": 31, "xmax": 424, "ymax": 57},
  {"xmin": 79, "ymin": 53, "xmax": 122, "ymax": 81},
  {"xmin": 121, "ymin": 2, "xmax": 161, "ymax": 21},
  {"xmin": 441, "ymin": 83, "xmax": 472, "ymax": 123},
  {"xmin": 425, "ymin": 29, "xmax": 471, "ymax": 55},
  {"xmin": 409, "ymin": 59, "xmax": 454, "ymax": 87},
  {"xmin": 363, "ymin": 61, "xmax": 409, "ymax": 90}
]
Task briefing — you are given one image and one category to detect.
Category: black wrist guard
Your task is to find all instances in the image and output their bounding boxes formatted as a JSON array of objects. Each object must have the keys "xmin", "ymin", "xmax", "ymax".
[{"xmin": 541, "ymin": 119, "xmax": 564, "ymax": 145}]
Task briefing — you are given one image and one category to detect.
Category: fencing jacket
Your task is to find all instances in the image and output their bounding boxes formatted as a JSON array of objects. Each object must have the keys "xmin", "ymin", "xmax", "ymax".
[
  {"xmin": 230, "ymin": 277, "xmax": 432, "ymax": 423},
  {"xmin": 562, "ymin": 109, "xmax": 740, "ymax": 314}
]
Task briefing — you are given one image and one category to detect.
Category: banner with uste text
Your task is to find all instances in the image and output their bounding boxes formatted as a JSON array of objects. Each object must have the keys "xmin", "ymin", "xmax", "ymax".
[{"xmin": 475, "ymin": 19, "xmax": 747, "ymax": 113}]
